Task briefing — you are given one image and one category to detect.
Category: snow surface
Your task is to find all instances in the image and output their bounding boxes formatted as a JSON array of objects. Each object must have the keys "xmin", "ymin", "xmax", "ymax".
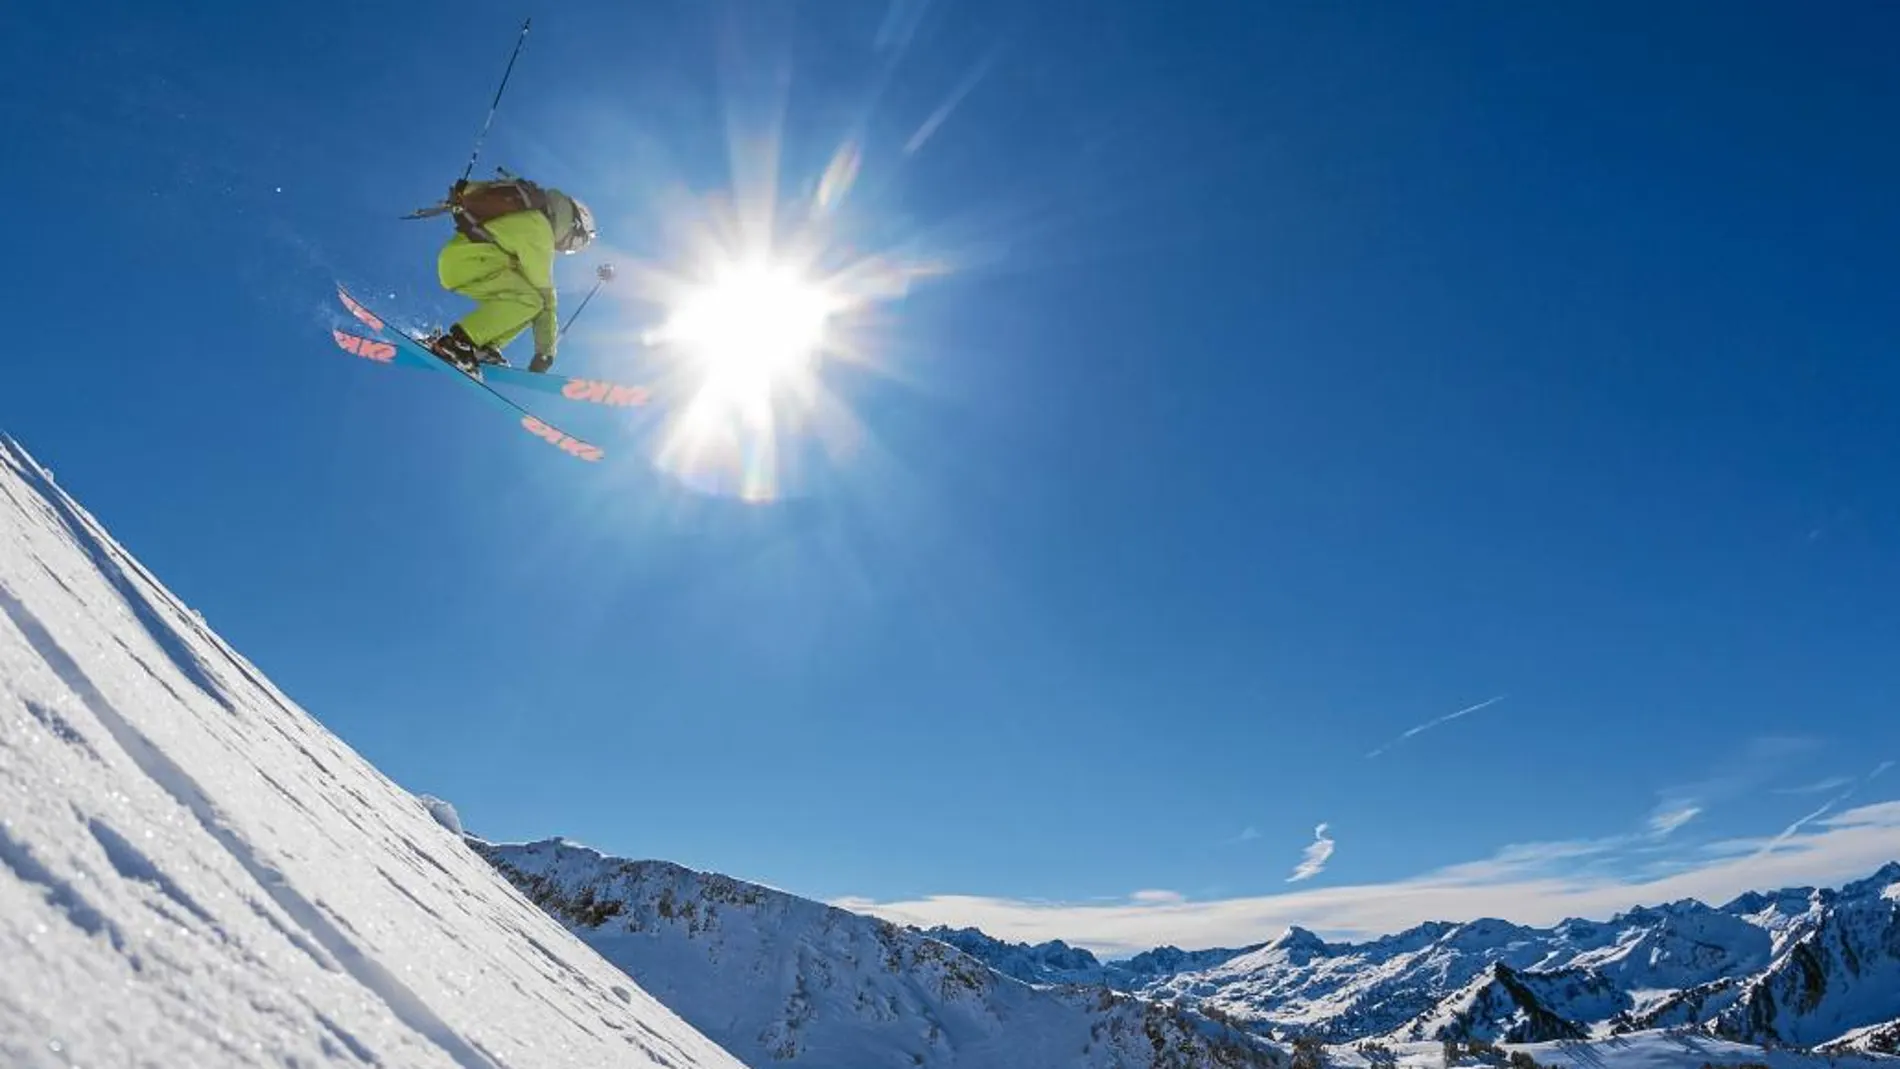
[
  {"xmin": 419, "ymin": 794, "xmax": 467, "ymax": 836},
  {"xmin": 0, "ymin": 435, "xmax": 743, "ymax": 1069}
]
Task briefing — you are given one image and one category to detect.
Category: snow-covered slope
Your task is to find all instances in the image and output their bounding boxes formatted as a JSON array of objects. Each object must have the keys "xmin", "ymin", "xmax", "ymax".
[
  {"xmin": 944, "ymin": 868, "xmax": 1900, "ymax": 1051},
  {"xmin": 477, "ymin": 838, "xmax": 1287, "ymax": 1069},
  {"xmin": 0, "ymin": 435, "xmax": 743, "ymax": 1069}
]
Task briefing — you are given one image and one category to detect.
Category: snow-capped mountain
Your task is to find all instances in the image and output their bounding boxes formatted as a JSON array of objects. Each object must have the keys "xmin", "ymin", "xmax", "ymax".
[
  {"xmin": 920, "ymin": 926, "xmax": 1262, "ymax": 990},
  {"xmin": 1120, "ymin": 944, "xmax": 1270, "ymax": 984},
  {"xmin": 472, "ymin": 831, "xmax": 1900, "ymax": 1066},
  {"xmin": 477, "ymin": 838, "xmax": 1287, "ymax": 1069},
  {"xmin": 0, "ymin": 435, "xmax": 743, "ymax": 1068},
  {"xmin": 1711, "ymin": 864, "xmax": 1900, "ymax": 1047},
  {"xmin": 1385, "ymin": 962, "xmax": 1615, "ymax": 1044},
  {"xmin": 1132, "ymin": 919, "xmax": 1567, "ymax": 1041},
  {"xmin": 921, "ymin": 926, "xmax": 1118, "ymax": 987},
  {"xmin": 944, "ymin": 864, "xmax": 1900, "ymax": 1051}
]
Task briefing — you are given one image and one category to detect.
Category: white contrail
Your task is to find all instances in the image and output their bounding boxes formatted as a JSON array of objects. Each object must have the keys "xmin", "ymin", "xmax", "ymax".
[
  {"xmin": 904, "ymin": 47, "xmax": 1001, "ymax": 155},
  {"xmin": 1366, "ymin": 695, "xmax": 1507, "ymax": 758},
  {"xmin": 1755, "ymin": 790, "xmax": 1854, "ymax": 858},
  {"xmin": 1755, "ymin": 756, "xmax": 1895, "ymax": 859}
]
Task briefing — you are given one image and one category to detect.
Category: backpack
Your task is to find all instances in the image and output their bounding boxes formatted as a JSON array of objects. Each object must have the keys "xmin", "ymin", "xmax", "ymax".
[
  {"xmin": 406, "ymin": 175, "xmax": 555, "ymax": 245},
  {"xmin": 452, "ymin": 178, "xmax": 550, "ymax": 227}
]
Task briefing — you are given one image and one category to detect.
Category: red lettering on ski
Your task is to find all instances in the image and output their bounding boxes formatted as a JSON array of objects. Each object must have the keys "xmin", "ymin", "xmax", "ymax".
[
  {"xmin": 520, "ymin": 416, "xmax": 604, "ymax": 462},
  {"xmin": 561, "ymin": 378, "xmax": 651, "ymax": 407},
  {"xmin": 332, "ymin": 330, "xmax": 396, "ymax": 363}
]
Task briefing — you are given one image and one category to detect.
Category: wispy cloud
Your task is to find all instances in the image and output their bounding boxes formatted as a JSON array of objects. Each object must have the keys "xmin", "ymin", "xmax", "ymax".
[
  {"xmin": 1647, "ymin": 805, "xmax": 1702, "ymax": 836},
  {"xmin": 1774, "ymin": 777, "xmax": 1856, "ymax": 796},
  {"xmin": 1432, "ymin": 800, "xmax": 1706, "ymax": 887},
  {"xmin": 1131, "ymin": 889, "xmax": 1185, "ymax": 905},
  {"xmin": 1224, "ymin": 826, "xmax": 1263, "ymax": 845},
  {"xmin": 836, "ymin": 798, "xmax": 1900, "ymax": 957},
  {"xmin": 1872, "ymin": 760, "xmax": 1895, "ymax": 780},
  {"xmin": 1650, "ymin": 734, "xmax": 1831, "ymax": 833},
  {"xmin": 1366, "ymin": 696, "xmax": 1506, "ymax": 758},
  {"xmin": 1287, "ymin": 823, "xmax": 1335, "ymax": 883}
]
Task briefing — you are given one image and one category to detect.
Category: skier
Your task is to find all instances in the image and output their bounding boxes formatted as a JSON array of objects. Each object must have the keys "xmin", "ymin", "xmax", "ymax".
[{"xmin": 420, "ymin": 175, "xmax": 597, "ymax": 374}]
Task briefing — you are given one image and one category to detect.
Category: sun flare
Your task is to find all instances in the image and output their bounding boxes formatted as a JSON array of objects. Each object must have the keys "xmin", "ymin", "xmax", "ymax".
[
  {"xmin": 639, "ymin": 248, "xmax": 855, "ymax": 502},
  {"xmin": 614, "ymin": 135, "xmax": 947, "ymax": 502},
  {"xmin": 652, "ymin": 260, "xmax": 841, "ymax": 416}
]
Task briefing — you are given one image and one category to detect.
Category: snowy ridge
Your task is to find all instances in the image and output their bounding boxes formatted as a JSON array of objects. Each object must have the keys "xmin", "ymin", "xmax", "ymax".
[
  {"xmin": 476, "ymin": 838, "xmax": 1288, "ymax": 1069},
  {"xmin": 921, "ymin": 926, "xmax": 1116, "ymax": 986},
  {"xmin": 1711, "ymin": 864, "xmax": 1900, "ymax": 1047},
  {"xmin": 1325, "ymin": 1031, "xmax": 1894, "ymax": 1069},
  {"xmin": 1384, "ymin": 962, "xmax": 1612, "ymax": 1044},
  {"xmin": 921, "ymin": 926, "xmax": 1262, "ymax": 989},
  {"xmin": 941, "ymin": 864, "xmax": 1900, "ymax": 1052},
  {"xmin": 1828, "ymin": 1018, "xmax": 1900, "ymax": 1057},
  {"xmin": 0, "ymin": 435, "xmax": 742, "ymax": 1069}
]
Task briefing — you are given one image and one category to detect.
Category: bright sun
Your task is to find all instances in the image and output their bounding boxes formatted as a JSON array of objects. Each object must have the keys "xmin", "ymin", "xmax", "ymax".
[
  {"xmin": 624, "ymin": 138, "xmax": 945, "ymax": 501},
  {"xmin": 653, "ymin": 259, "xmax": 840, "ymax": 416},
  {"xmin": 639, "ymin": 247, "xmax": 858, "ymax": 501}
]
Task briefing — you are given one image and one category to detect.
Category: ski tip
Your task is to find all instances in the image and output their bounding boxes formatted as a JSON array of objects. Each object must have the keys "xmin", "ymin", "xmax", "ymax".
[
  {"xmin": 334, "ymin": 285, "xmax": 387, "ymax": 332},
  {"xmin": 332, "ymin": 329, "xmax": 396, "ymax": 363},
  {"xmin": 521, "ymin": 416, "xmax": 605, "ymax": 463}
]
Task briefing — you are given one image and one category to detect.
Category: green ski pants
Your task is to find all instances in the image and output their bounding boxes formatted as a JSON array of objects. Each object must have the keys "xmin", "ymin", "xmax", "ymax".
[{"xmin": 437, "ymin": 242, "xmax": 546, "ymax": 350}]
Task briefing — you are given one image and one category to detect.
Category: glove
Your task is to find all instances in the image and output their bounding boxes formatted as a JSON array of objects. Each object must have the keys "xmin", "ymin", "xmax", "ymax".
[{"xmin": 529, "ymin": 351, "xmax": 554, "ymax": 374}]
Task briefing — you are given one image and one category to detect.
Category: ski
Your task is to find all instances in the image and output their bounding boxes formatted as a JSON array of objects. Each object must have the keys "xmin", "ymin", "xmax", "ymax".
[
  {"xmin": 334, "ymin": 288, "xmax": 653, "ymax": 409},
  {"xmin": 331, "ymin": 286, "xmax": 606, "ymax": 463}
]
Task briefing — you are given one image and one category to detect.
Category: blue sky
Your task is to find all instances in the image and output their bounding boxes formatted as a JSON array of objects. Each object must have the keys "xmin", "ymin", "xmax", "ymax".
[{"xmin": 5, "ymin": 0, "xmax": 1899, "ymax": 952}]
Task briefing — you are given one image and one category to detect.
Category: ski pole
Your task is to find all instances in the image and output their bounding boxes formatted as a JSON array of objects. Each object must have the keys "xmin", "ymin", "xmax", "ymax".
[
  {"xmin": 559, "ymin": 262, "xmax": 616, "ymax": 340},
  {"xmin": 460, "ymin": 19, "xmax": 533, "ymax": 184}
]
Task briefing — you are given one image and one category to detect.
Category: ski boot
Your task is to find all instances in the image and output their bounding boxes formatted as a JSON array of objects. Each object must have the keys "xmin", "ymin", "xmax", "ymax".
[{"xmin": 423, "ymin": 325, "xmax": 504, "ymax": 374}]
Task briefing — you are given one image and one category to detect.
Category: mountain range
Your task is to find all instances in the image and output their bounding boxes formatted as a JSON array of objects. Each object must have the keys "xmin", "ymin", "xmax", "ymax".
[
  {"xmin": 477, "ymin": 833, "xmax": 1900, "ymax": 1065},
  {"xmin": 928, "ymin": 864, "xmax": 1900, "ymax": 1052}
]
